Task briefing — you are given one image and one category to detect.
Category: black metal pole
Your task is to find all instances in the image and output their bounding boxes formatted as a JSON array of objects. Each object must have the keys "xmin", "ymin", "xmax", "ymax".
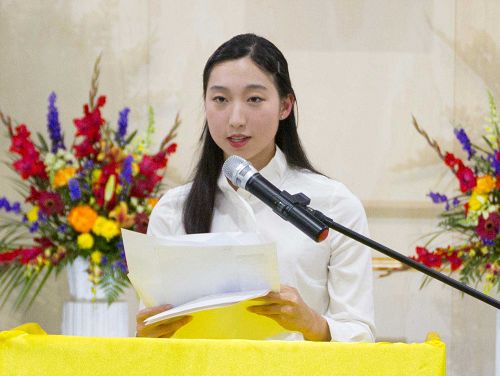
[{"xmin": 312, "ymin": 210, "xmax": 500, "ymax": 310}]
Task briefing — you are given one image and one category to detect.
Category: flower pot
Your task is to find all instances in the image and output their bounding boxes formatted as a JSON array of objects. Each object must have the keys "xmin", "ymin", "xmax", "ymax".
[
  {"xmin": 61, "ymin": 257, "xmax": 129, "ymax": 337},
  {"xmin": 66, "ymin": 257, "xmax": 106, "ymax": 300}
]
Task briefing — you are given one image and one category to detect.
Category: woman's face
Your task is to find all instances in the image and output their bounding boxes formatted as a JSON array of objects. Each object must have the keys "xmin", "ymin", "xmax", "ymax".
[{"xmin": 205, "ymin": 57, "xmax": 293, "ymax": 170}]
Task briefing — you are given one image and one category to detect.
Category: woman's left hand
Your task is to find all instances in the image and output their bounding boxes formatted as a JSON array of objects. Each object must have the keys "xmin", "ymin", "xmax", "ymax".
[{"xmin": 247, "ymin": 284, "xmax": 331, "ymax": 341}]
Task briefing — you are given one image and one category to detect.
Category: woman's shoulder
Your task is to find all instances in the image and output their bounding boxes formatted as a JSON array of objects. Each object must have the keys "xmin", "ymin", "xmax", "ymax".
[
  {"xmin": 287, "ymin": 168, "xmax": 365, "ymax": 217},
  {"xmin": 147, "ymin": 182, "xmax": 192, "ymax": 236},
  {"xmin": 155, "ymin": 182, "xmax": 193, "ymax": 211}
]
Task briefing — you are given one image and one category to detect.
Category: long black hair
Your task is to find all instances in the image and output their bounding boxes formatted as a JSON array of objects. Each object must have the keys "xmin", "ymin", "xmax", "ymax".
[{"xmin": 183, "ymin": 33, "xmax": 319, "ymax": 234}]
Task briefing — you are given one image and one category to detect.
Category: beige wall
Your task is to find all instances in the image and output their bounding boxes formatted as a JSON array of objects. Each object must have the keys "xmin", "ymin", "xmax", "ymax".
[{"xmin": 0, "ymin": 1, "xmax": 499, "ymax": 374}]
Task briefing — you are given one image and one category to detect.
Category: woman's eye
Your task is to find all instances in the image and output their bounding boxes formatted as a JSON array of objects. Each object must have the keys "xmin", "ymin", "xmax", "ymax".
[
  {"xmin": 213, "ymin": 96, "xmax": 227, "ymax": 103},
  {"xmin": 248, "ymin": 96, "xmax": 263, "ymax": 103}
]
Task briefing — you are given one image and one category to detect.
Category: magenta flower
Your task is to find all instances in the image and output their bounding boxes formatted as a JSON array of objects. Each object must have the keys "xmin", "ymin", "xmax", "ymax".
[{"xmin": 476, "ymin": 213, "xmax": 500, "ymax": 241}]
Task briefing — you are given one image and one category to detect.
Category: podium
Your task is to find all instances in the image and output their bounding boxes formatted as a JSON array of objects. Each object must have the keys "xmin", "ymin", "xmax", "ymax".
[{"xmin": 1, "ymin": 323, "xmax": 445, "ymax": 375}]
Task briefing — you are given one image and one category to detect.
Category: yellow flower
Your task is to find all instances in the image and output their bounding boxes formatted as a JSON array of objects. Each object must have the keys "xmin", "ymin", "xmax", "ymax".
[
  {"xmin": 468, "ymin": 192, "xmax": 487, "ymax": 211},
  {"xmin": 92, "ymin": 216, "xmax": 120, "ymax": 241},
  {"xmin": 26, "ymin": 206, "xmax": 40, "ymax": 222},
  {"xmin": 132, "ymin": 162, "xmax": 140, "ymax": 176},
  {"xmin": 109, "ymin": 202, "xmax": 135, "ymax": 228},
  {"xmin": 77, "ymin": 233, "xmax": 94, "ymax": 249},
  {"xmin": 92, "ymin": 169, "xmax": 102, "ymax": 184},
  {"xmin": 67, "ymin": 205, "xmax": 98, "ymax": 233},
  {"xmin": 53, "ymin": 167, "xmax": 76, "ymax": 188},
  {"xmin": 474, "ymin": 175, "xmax": 496, "ymax": 195},
  {"xmin": 90, "ymin": 250, "xmax": 103, "ymax": 264}
]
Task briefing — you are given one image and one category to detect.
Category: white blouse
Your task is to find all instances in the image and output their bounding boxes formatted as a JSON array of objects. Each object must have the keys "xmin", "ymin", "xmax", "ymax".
[{"xmin": 147, "ymin": 147, "xmax": 375, "ymax": 342}]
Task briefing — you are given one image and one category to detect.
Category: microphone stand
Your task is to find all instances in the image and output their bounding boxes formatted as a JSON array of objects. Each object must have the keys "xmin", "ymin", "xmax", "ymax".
[{"xmin": 310, "ymin": 209, "xmax": 500, "ymax": 310}]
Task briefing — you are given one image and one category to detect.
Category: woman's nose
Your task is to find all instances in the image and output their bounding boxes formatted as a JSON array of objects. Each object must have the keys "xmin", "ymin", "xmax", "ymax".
[{"xmin": 229, "ymin": 103, "xmax": 246, "ymax": 128}]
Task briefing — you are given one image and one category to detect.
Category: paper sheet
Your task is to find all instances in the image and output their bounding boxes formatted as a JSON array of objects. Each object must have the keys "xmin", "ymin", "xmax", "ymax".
[{"xmin": 121, "ymin": 229, "xmax": 281, "ymax": 320}]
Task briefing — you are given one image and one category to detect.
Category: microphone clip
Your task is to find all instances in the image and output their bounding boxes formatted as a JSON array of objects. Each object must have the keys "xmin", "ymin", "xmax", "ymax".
[{"xmin": 281, "ymin": 191, "xmax": 311, "ymax": 207}]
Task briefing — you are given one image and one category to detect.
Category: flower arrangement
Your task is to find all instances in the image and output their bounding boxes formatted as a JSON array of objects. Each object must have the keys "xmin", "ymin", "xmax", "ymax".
[
  {"xmin": 412, "ymin": 93, "xmax": 499, "ymax": 294},
  {"xmin": 0, "ymin": 58, "xmax": 179, "ymax": 308}
]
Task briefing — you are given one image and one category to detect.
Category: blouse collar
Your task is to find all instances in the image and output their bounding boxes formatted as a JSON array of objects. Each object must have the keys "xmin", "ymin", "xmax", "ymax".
[{"xmin": 217, "ymin": 146, "xmax": 288, "ymax": 203}]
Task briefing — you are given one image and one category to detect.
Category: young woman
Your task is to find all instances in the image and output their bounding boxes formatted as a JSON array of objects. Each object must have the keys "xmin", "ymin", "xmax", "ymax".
[{"xmin": 136, "ymin": 34, "xmax": 375, "ymax": 342}]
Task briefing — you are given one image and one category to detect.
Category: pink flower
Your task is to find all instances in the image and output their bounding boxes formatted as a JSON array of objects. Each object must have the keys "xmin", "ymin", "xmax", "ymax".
[
  {"xmin": 476, "ymin": 213, "xmax": 500, "ymax": 240},
  {"xmin": 38, "ymin": 192, "xmax": 64, "ymax": 216}
]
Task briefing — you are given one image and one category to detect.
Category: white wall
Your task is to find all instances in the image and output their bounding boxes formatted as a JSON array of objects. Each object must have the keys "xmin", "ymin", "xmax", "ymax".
[{"xmin": 0, "ymin": 1, "xmax": 498, "ymax": 374}]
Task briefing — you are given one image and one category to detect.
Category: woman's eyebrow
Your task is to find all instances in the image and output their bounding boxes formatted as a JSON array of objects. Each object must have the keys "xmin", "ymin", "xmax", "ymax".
[
  {"xmin": 245, "ymin": 84, "xmax": 268, "ymax": 91},
  {"xmin": 208, "ymin": 84, "xmax": 268, "ymax": 92},
  {"xmin": 208, "ymin": 85, "xmax": 228, "ymax": 92}
]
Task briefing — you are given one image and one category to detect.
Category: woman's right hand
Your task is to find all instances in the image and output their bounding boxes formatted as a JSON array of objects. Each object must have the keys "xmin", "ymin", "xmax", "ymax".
[{"xmin": 136, "ymin": 304, "xmax": 193, "ymax": 338}]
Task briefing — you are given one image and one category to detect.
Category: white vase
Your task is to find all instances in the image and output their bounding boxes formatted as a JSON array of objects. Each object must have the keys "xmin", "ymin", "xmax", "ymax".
[
  {"xmin": 61, "ymin": 257, "xmax": 129, "ymax": 337},
  {"xmin": 66, "ymin": 257, "xmax": 106, "ymax": 300}
]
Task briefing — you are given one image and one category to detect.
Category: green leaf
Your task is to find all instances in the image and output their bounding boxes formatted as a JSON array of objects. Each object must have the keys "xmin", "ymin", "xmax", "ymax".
[{"xmin": 36, "ymin": 132, "xmax": 49, "ymax": 153}]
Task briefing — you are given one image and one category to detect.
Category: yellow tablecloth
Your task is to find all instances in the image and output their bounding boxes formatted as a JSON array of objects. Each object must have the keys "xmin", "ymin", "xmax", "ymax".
[{"xmin": 0, "ymin": 323, "xmax": 445, "ymax": 376}]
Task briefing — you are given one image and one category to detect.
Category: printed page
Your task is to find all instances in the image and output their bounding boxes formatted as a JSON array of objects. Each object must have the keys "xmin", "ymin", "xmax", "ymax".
[{"xmin": 121, "ymin": 229, "xmax": 279, "ymax": 308}]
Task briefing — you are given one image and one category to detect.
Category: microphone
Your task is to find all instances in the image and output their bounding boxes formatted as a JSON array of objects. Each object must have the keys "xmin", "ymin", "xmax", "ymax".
[{"xmin": 222, "ymin": 155, "xmax": 329, "ymax": 242}]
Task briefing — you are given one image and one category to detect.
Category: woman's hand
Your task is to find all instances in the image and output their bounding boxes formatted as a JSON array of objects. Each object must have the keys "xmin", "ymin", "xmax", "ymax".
[
  {"xmin": 136, "ymin": 304, "xmax": 193, "ymax": 338},
  {"xmin": 247, "ymin": 284, "xmax": 331, "ymax": 341}
]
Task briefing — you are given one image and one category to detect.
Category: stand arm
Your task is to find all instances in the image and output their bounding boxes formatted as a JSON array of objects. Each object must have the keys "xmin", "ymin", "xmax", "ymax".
[{"xmin": 312, "ymin": 210, "xmax": 500, "ymax": 310}]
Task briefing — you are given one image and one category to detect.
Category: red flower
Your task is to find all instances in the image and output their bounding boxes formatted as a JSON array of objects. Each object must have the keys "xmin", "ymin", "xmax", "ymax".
[
  {"xmin": 0, "ymin": 249, "xmax": 23, "ymax": 264},
  {"xmin": 19, "ymin": 247, "xmax": 43, "ymax": 264},
  {"xmin": 134, "ymin": 212, "xmax": 149, "ymax": 234},
  {"xmin": 93, "ymin": 162, "xmax": 119, "ymax": 208},
  {"xmin": 456, "ymin": 165, "xmax": 476, "ymax": 192},
  {"xmin": 444, "ymin": 152, "xmax": 460, "ymax": 167},
  {"xmin": 13, "ymin": 157, "xmax": 47, "ymax": 180},
  {"xmin": 0, "ymin": 247, "xmax": 42, "ymax": 265},
  {"xmin": 130, "ymin": 175, "xmax": 162, "ymax": 198},
  {"xmin": 73, "ymin": 96, "xmax": 106, "ymax": 158},
  {"xmin": 73, "ymin": 139, "xmax": 98, "ymax": 158},
  {"xmin": 38, "ymin": 192, "xmax": 64, "ymax": 215},
  {"xmin": 464, "ymin": 203, "xmax": 470, "ymax": 216},
  {"xmin": 476, "ymin": 213, "xmax": 500, "ymax": 240},
  {"xmin": 10, "ymin": 124, "xmax": 48, "ymax": 180},
  {"xmin": 445, "ymin": 251, "xmax": 462, "ymax": 271},
  {"xmin": 35, "ymin": 237, "xmax": 55, "ymax": 249},
  {"xmin": 139, "ymin": 154, "xmax": 166, "ymax": 176},
  {"xmin": 166, "ymin": 143, "xmax": 177, "ymax": 154},
  {"xmin": 413, "ymin": 246, "xmax": 442, "ymax": 268}
]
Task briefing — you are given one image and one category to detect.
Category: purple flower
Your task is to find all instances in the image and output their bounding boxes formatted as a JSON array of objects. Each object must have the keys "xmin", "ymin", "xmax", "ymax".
[
  {"xmin": 115, "ymin": 108, "xmax": 130, "ymax": 146},
  {"xmin": 454, "ymin": 128, "xmax": 475, "ymax": 160},
  {"xmin": 428, "ymin": 192, "xmax": 448, "ymax": 204},
  {"xmin": 47, "ymin": 92, "xmax": 66, "ymax": 153},
  {"xmin": 68, "ymin": 178, "xmax": 82, "ymax": 201},
  {"xmin": 482, "ymin": 239, "xmax": 495, "ymax": 247},
  {"xmin": 84, "ymin": 160, "xmax": 94, "ymax": 170},
  {"xmin": 489, "ymin": 152, "xmax": 500, "ymax": 175},
  {"xmin": 452, "ymin": 197, "xmax": 460, "ymax": 207},
  {"xmin": 29, "ymin": 222, "xmax": 39, "ymax": 233},
  {"xmin": 114, "ymin": 261, "xmax": 128, "ymax": 273},
  {"xmin": 120, "ymin": 155, "xmax": 133, "ymax": 185},
  {"xmin": 58, "ymin": 224, "xmax": 68, "ymax": 233}
]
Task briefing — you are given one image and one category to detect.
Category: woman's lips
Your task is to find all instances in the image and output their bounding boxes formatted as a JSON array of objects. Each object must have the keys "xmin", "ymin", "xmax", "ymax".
[{"xmin": 227, "ymin": 135, "xmax": 250, "ymax": 148}]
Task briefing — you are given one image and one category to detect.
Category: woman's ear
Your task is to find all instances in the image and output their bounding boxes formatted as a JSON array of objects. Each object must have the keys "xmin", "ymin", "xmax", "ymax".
[{"xmin": 279, "ymin": 94, "xmax": 295, "ymax": 120}]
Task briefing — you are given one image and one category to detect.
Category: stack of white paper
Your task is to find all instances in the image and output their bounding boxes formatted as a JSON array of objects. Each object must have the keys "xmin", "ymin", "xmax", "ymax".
[{"xmin": 121, "ymin": 229, "xmax": 280, "ymax": 326}]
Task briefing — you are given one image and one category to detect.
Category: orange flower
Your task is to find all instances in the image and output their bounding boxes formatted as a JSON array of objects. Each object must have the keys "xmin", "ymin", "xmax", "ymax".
[
  {"xmin": 67, "ymin": 205, "xmax": 98, "ymax": 233},
  {"xmin": 53, "ymin": 167, "xmax": 77, "ymax": 188},
  {"xmin": 474, "ymin": 175, "xmax": 496, "ymax": 195},
  {"xmin": 147, "ymin": 197, "xmax": 159, "ymax": 209}
]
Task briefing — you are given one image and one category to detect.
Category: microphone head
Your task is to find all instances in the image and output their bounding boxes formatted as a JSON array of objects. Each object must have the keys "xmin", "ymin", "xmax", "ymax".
[{"xmin": 222, "ymin": 155, "xmax": 258, "ymax": 188}]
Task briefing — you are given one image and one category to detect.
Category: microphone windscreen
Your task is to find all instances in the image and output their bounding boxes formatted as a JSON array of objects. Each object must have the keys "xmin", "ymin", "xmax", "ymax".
[
  {"xmin": 222, "ymin": 155, "xmax": 258, "ymax": 188},
  {"xmin": 222, "ymin": 155, "xmax": 248, "ymax": 184}
]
